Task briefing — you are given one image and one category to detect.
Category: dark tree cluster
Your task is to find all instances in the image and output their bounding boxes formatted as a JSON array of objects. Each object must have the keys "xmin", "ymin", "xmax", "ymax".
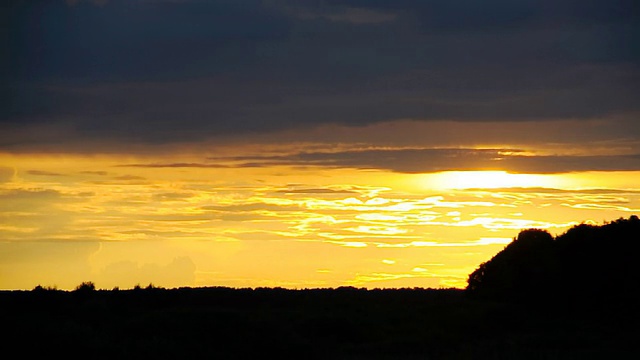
[{"xmin": 467, "ymin": 215, "xmax": 640, "ymax": 302}]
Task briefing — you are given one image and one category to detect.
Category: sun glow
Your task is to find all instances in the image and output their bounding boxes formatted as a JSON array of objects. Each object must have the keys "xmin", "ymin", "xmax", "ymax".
[{"xmin": 428, "ymin": 171, "xmax": 561, "ymax": 190}]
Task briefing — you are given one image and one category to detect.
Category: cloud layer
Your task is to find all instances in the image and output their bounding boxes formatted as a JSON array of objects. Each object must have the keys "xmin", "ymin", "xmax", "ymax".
[
  {"xmin": 116, "ymin": 148, "xmax": 640, "ymax": 174},
  {"xmin": 3, "ymin": 0, "xmax": 638, "ymax": 150},
  {"xmin": 2, "ymin": 156, "xmax": 640, "ymax": 289}
]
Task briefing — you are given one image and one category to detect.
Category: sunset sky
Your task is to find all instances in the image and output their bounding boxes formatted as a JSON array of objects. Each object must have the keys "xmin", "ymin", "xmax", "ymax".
[{"xmin": 2, "ymin": 0, "xmax": 639, "ymax": 290}]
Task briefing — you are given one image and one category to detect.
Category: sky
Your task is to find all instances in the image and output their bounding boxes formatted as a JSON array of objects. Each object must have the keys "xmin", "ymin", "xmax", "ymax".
[{"xmin": 1, "ymin": 0, "xmax": 639, "ymax": 290}]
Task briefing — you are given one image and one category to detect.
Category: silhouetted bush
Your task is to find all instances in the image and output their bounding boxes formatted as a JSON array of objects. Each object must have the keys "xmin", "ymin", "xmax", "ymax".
[{"xmin": 32, "ymin": 284, "xmax": 58, "ymax": 292}]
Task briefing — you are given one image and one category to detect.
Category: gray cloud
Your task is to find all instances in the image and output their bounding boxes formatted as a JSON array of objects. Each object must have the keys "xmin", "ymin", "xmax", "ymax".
[
  {"xmin": 65, "ymin": 0, "xmax": 109, "ymax": 6},
  {"xmin": 3, "ymin": 0, "xmax": 638, "ymax": 150},
  {"xmin": 202, "ymin": 148, "xmax": 640, "ymax": 174},
  {"xmin": 285, "ymin": 4, "xmax": 398, "ymax": 24}
]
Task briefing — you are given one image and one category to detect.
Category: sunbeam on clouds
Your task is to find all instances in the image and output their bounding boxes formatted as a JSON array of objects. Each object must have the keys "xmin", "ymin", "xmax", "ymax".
[{"xmin": 2, "ymin": 152, "xmax": 640, "ymax": 289}]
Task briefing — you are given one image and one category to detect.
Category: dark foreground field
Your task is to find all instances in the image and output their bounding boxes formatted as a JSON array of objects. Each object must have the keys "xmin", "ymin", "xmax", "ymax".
[{"xmin": 2, "ymin": 286, "xmax": 638, "ymax": 359}]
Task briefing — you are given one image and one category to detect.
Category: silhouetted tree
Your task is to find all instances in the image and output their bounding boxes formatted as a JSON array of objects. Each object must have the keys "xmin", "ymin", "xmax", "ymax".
[
  {"xmin": 555, "ymin": 215, "xmax": 640, "ymax": 300},
  {"xmin": 32, "ymin": 284, "xmax": 58, "ymax": 292},
  {"xmin": 467, "ymin": 229, "xmax": 555, "ymax": 300},
  {"xmin": 467, "ymin": 216, "xmax": 640, "ymax": 302},
  {"xmin": 74, "ymin": 281, "xmax": 96, "ymax": 293}
]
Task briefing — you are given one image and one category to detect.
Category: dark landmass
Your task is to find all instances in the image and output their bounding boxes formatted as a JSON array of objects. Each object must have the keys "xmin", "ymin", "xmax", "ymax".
[
  {"xmin": 3, "ymin": 216, "xmax": 639, "ymax": 359},
  {"xmin": 4, "ymin": 286, "xmax": 637, "ymax": 359}
]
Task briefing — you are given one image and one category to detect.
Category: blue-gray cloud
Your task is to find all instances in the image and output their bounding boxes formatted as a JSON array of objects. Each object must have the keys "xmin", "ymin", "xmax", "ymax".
[{"xmin": 3, "ymin": 0, "xmax": 638, "ymax": 149}]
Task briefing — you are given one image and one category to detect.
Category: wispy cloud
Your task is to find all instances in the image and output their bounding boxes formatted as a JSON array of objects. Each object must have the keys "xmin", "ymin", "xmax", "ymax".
[
  {"xmin": 2, "ymin": 153, "xmax": 640, "ymax": 289},
  {"xmin": 120, "ymin": 163, "xmax": 230, "ymax": 169},
  {"xmin": 200, "ymin": 148, "xmax": 640, "ymax": 174},
  {"xmin": 27, "ymin": 170, "xmax": 66, "ymax": 177}
]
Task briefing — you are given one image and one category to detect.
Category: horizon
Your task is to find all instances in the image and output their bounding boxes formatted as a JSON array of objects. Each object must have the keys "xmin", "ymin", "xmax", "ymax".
[
  {"xmin": 19, "ymin": 213, "xmax": 639, "ymax": 293},
  {"xmin": 2, "ymin": 0, "xmax": 639, "ymax": 290}
]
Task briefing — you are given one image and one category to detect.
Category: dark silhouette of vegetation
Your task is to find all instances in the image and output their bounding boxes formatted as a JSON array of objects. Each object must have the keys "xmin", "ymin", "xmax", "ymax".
[
  {"xmin": 74, "ymin": 281, "xmax": 96, "ymax": 292},
  {"xmin": 467, "ymin": 228, "xmax": 556, "ymax": 301},
  {"xmin": 2, "ymin": 216, "xmax": 639, "ymax": 359},
  {"xmin": 467, "ymin": 215, "xmax": 640, "ymax": 302},
  {"xmin": 33, "ymin": 284, "xmax": 58, "ymax": 292}
]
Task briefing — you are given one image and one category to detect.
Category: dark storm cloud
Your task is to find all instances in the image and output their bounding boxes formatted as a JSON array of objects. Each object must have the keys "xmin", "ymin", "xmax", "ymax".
[{"xmin": 3, "ymin": 0, "xmax": 638, "ymax": 148}]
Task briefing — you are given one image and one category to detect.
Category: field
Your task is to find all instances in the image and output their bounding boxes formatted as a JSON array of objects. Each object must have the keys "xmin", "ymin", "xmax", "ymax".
[{"xmin": 2, "ymin": 286, "xmax": 637, "ymax": 359}]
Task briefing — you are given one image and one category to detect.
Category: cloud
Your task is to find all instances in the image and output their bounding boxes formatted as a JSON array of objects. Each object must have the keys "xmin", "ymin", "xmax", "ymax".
[
  {"xmin": 286, "ymin": 5, "xmax": 398, "ymax": 24},
  {"xmin": 275, "ymin": 188, "xmax": 358, "ymax": 195},
  {"xmin": 113, "ymin": 174, "xmax": 146, "ymax": 180},
  {"xmin": 202, "ymin": 148, "xmax": 640, "ymax": 174},
  {"xmin": 0, "ymin": 188, "xmax": 62, "ymax": 204},
  {"xmin": 116, "ymin": 149, "xmax": 640, "ymax": 174},
  {"xmin": 373, "ymin": 237, "xmax": 514, "ymax": 248},
  {"xmin": 27, "ymin": 170, "xmax": 66, "ymax": 177},
  {"xmin": 66, "ymin": 0, "xmax": 109, "ymax": 6},
  {"xmin": 120, "ymin": 163, "xmax": 230, "ymax": 169},
  {"xmin": 467, "ymin": 187, "xmax": 640, "ymax": 194},
  {"xmin": 0, "ymin": 167, "xmax": 14, "ymax": 182},
  {"xmin": 499, "ymin": 154, "xmax": 640, "ymax": 173},
  {"xmin": 3, "ymin": 0, "xmax": 637, "ymax": 151},
  {"xmin": 202, "ymin": 202, "xmax": 306, "ymax": 213},
  {"xmin": 80, "ymin": 170, "xmax": 109, "ymax": 176},
  {"xmin": 324, "ymin": 7, "xmax": 397, "ymax": 24},
  {"xmin": 152, "ymin": 192, "xmax": 193, "ymax": 201},
  {"xmin": 0, "ymin": 188, "xmax": 99, "ymax": 241}
]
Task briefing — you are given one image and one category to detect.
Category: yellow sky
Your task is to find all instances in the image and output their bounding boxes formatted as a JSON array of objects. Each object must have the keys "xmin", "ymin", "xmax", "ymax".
[{"xmin": 2, "ymin": 153, "xmax": 639, "ymax": 290}]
